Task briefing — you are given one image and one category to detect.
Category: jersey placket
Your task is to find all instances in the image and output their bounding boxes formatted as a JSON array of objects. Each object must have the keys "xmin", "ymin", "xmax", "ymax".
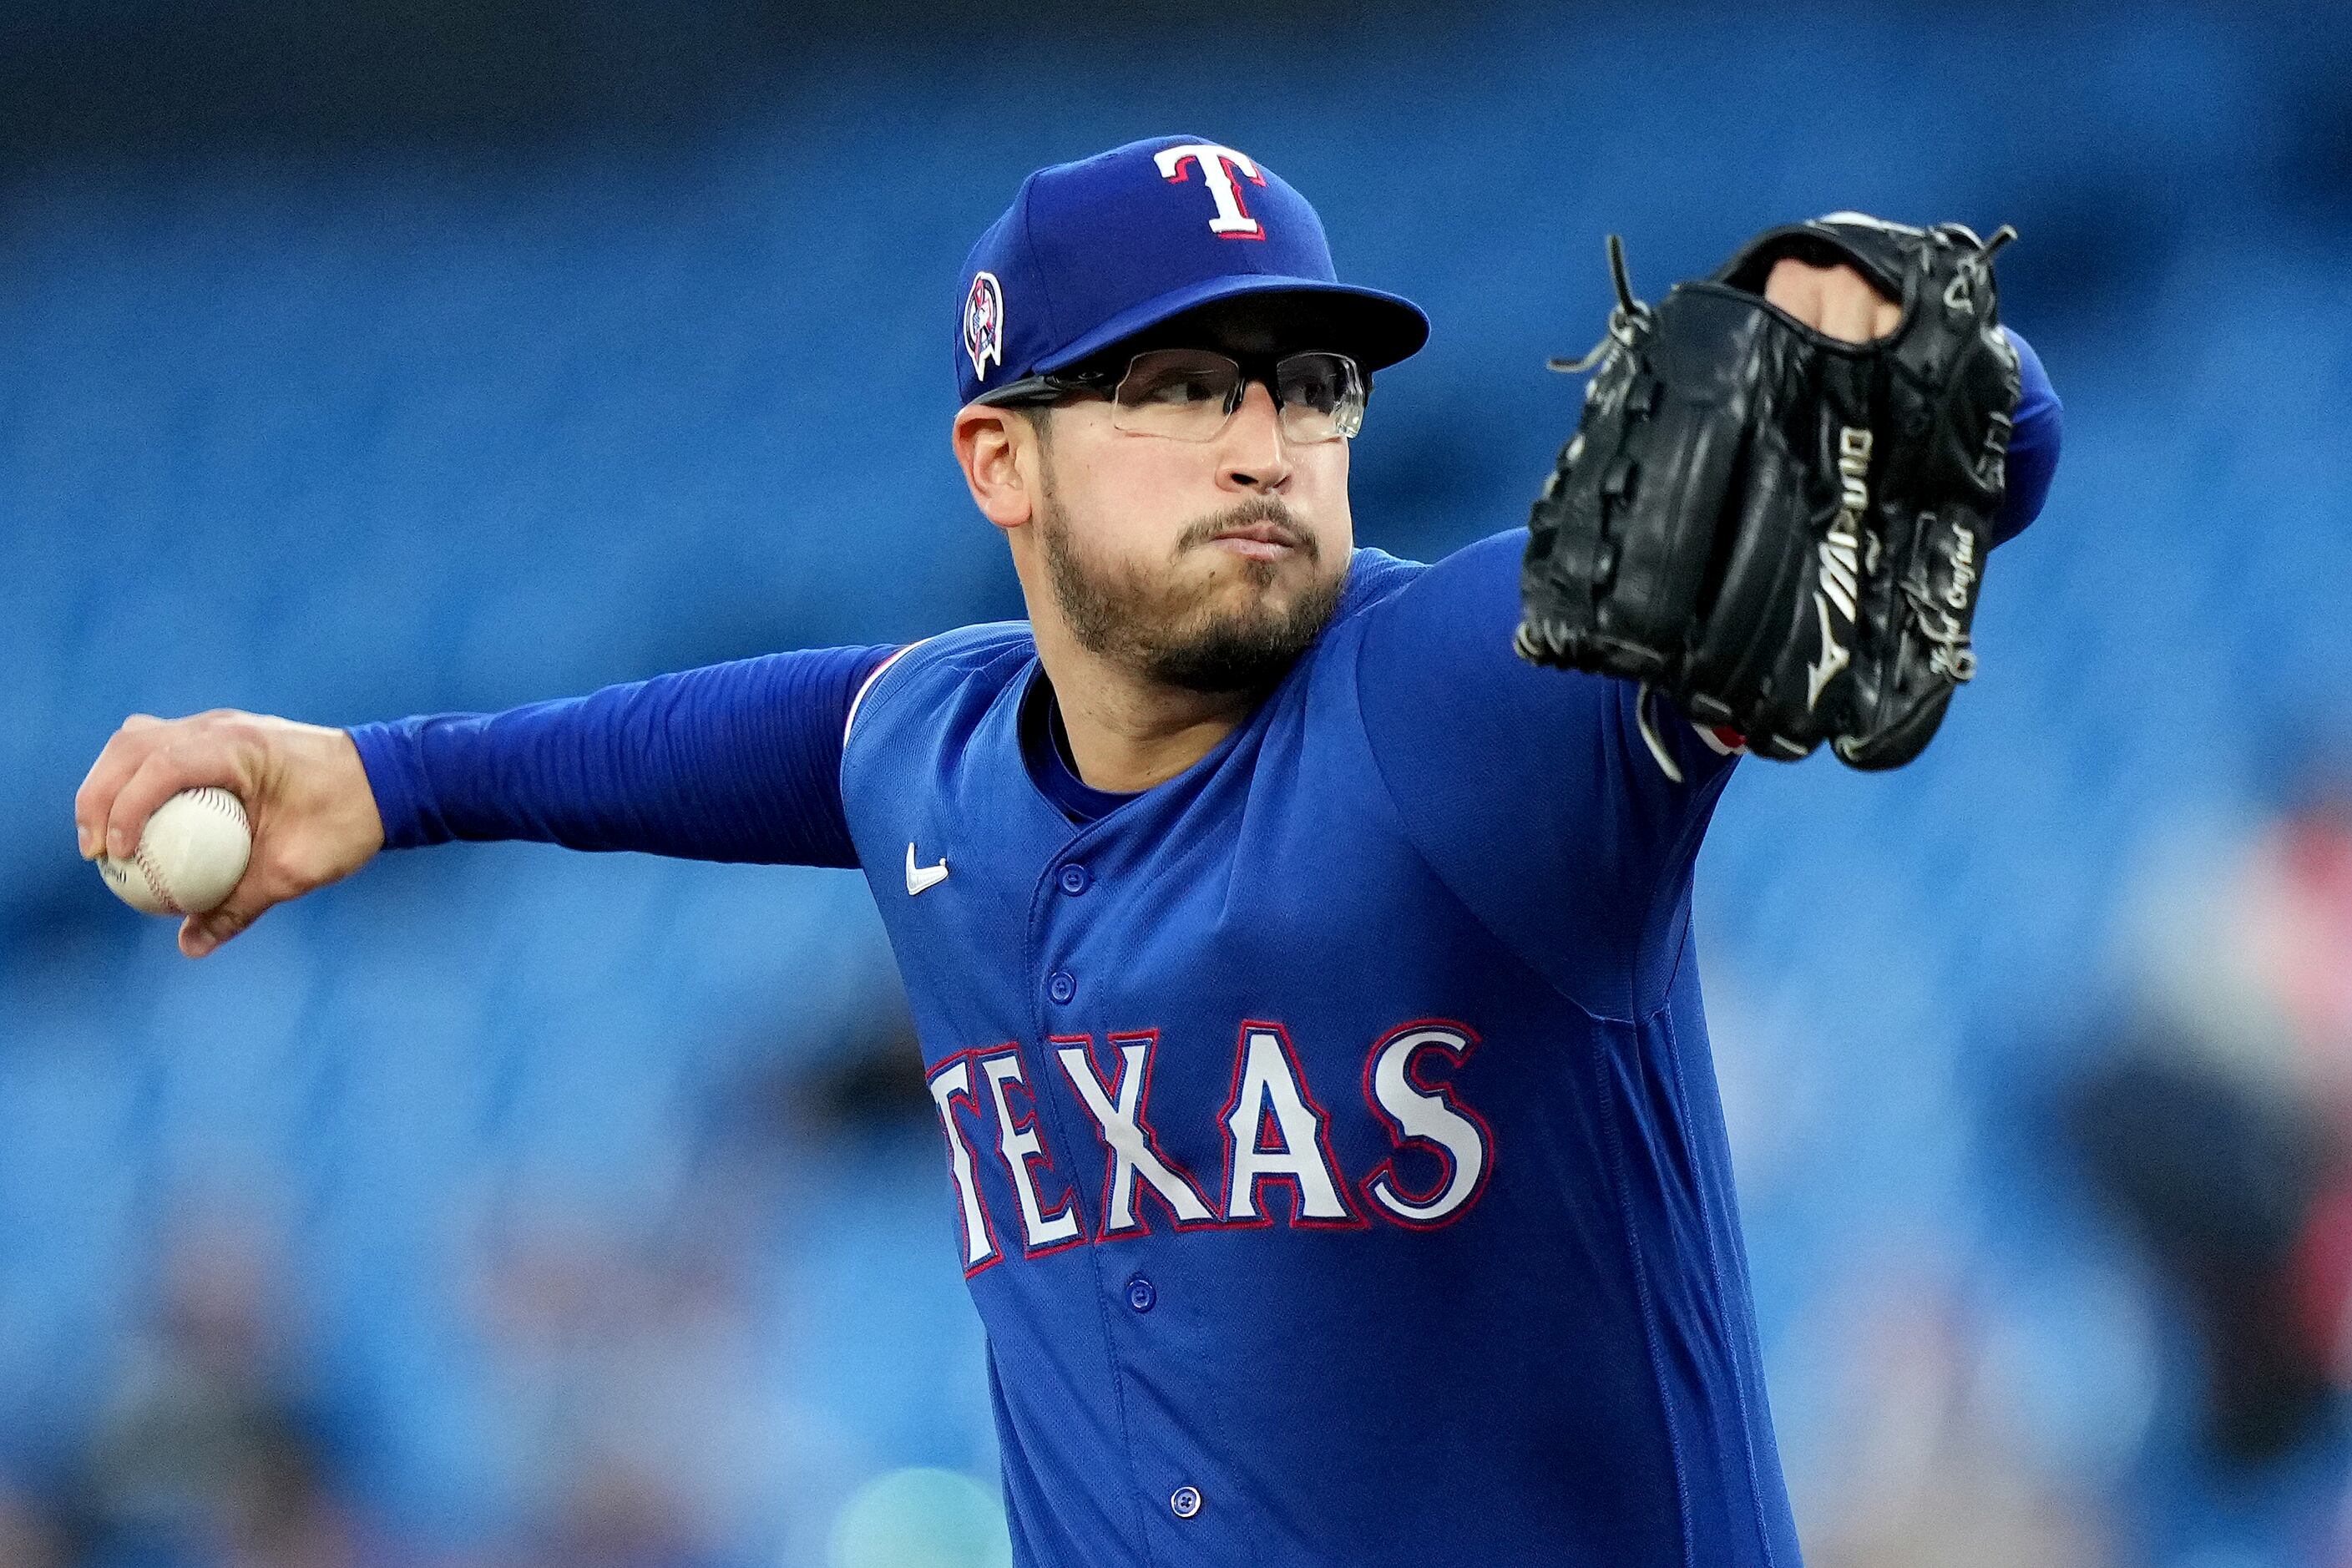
[{"xmin": 1022, "ymin": 813, "xmax": 1256, "ymax": 1566}]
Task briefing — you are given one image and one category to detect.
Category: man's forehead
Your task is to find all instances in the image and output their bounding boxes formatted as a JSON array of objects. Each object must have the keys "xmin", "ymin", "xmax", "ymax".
[{"xmin": 1103, "ymin": 292, "xmax": 1363, "ymax": 362}]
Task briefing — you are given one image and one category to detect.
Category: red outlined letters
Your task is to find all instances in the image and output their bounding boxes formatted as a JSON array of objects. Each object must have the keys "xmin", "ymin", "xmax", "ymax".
[
  {"xmin": 1359, "ymin": 1020, "xmax": 1495, "ymax": 1229},
  {"xmin": 1052, "ymin": 1030, "xmax": 1217, "ymax": 1239},
  {"xmin": 927, "ymin": 1017, "xmax": 1495, "ymax": 1270},
  {"xmin": 1217, "ymin": 1020, "xmax": 1364, "ymax": 1229},
  {"xmin": 977, "ymin": 1046, "xmax": 1087, "ymax": 1257},
  {"xmin": 925, "ymin": 1050, "xmax": 1003, "ymax": 1275}
]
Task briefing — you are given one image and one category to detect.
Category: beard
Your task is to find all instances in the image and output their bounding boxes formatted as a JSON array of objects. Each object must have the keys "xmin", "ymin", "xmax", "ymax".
[{"xmin": 1038, "ymin": 486, "xmax": 1348, "ymax": 695}]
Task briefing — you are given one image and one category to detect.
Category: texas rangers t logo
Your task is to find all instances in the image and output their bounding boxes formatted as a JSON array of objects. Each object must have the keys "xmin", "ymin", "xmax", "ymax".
[
  {"xmin": 1153, "ymin": 142, "xmax": 1268, "ymax": 240},
  {"xmin": 963, "ymin": 271, "xmax": 1004, "ymax": 381}
]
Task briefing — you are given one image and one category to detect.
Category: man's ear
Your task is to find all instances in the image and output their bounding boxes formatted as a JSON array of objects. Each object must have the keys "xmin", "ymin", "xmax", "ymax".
[{"xmin": 953, "ymin": 405, "xmax": 1039, "ymax": 533}]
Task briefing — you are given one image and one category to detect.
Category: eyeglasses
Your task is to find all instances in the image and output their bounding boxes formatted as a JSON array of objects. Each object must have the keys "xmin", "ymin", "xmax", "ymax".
[{"xmin": 979, "ymin": 348, "xmax": 1368, "ymax": 443}]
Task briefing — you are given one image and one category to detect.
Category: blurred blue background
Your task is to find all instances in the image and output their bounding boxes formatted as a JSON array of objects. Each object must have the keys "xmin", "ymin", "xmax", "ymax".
[{"xmin": 6, "ymin": 2, "xmax": 2352, "ymax": 1563}]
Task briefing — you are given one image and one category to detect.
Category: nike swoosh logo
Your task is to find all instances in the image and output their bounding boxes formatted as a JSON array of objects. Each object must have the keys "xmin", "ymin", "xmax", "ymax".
[{"xmin": 905, "ymin": 842, "xmax": 949, "ymax": 896}]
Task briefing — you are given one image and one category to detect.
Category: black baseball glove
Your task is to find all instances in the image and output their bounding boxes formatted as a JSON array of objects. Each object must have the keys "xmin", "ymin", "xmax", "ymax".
[{"xmin": 1514, "ymin": 214, "xmax": 2024, "ymax": 777}]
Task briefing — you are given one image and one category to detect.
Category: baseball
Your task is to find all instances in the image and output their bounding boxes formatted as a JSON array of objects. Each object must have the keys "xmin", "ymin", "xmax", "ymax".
[{"xmin": 97, "ymin": 787, "xmax": 252, "ymax": 917}]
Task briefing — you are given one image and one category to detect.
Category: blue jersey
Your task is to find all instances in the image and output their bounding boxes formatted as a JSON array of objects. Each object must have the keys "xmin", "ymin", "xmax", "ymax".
[
  {"xmin": 836, "ymin": 530, "xmax": 1778, "ymax": 1566},
  {"xmin": 351, "ymin": 337, "xmax": 2061, "ymax": 1568}
]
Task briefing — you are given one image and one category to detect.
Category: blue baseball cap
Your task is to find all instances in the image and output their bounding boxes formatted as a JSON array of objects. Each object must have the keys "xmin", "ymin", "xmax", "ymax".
[{"xmin": 954, "ymin": 134, "xmax": 1429, "ymax": 407}]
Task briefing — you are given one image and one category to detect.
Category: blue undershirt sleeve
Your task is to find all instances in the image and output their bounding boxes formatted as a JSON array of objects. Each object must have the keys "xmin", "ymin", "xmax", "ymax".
[
  {"xmin": 346, "ymin": 643, "xmax": 898, "ymax": 868},
  {"xmin": 1995, "ymin": 326, "xmax": 2061, "ymax": 546}
]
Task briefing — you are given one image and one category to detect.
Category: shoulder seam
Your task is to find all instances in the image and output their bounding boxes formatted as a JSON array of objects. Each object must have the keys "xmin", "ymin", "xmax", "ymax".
[{"xmin": 842, "ymin": 639, "xmax": 924, "ymax": 747}]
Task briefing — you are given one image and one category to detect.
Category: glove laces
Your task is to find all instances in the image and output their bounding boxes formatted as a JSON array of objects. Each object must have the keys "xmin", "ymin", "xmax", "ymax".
[
  {"xmin": 1935, "ymin": 223, "xmax": 2018, "ymax": 316},
  {"xmin": 1540, "ymin": 235, "xmax": 1687, "ymax": 785},
  {"xmin": 1548, "ymin": 234, "xmax": 1651, "ymax": 375}
]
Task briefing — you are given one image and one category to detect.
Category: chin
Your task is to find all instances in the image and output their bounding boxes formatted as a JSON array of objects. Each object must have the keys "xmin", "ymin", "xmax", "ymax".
[
  {"xmin": 1039, "ymin": 493, "xmax": 1347, "ymax": 691},
  {"xmin": 1141, "ymin": 564, "xmax": 1348, "ymax": 695}
]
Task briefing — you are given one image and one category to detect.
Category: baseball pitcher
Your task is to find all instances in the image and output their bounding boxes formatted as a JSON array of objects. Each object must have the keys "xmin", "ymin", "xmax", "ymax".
[{"xmin": 75, "ymin": 135, "xmax": 2062, "ymax": 1565}]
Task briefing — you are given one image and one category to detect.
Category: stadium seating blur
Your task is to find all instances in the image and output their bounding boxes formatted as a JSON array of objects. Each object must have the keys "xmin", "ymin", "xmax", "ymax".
[{"xmin": 5, "ymin": 2, "xmax": 2350, "ymax": 1563}]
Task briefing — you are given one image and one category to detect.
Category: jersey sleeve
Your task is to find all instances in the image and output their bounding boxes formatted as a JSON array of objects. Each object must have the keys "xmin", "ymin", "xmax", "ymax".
[
  {"xmin": 1354, "ymin": 327, "xmax": 2060, "ymax": 1017},
  {"xmin": 1355, "ymin": 529, "xmax": 1733, "ymax": 1021},
  {"xmin": 346, "ymin": 643, "xmax": 898, "ymax": 868}
]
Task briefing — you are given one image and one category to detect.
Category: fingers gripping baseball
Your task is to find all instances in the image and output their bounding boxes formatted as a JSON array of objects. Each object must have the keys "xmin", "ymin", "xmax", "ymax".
[
  {"xmin": 74, "ymin": 711, "xmax": 387, "ymax": 958},
  {"xmin": 73, "ymin": 714, "xmax": 169, "ymax": 862},
  {"xmin": 96, "ymin": 719, "xmax": 249, "ymax": 864}
]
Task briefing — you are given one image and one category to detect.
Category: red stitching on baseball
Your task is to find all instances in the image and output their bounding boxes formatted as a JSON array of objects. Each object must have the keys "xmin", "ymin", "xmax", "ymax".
[
  {"xmin": 193, "ymin": 787, "xmax": 247, "ymax": 828},
  {"xmin": 132, "ymin": 845, "xmax": 183, "ymax": 915},
  {"xmin": 133, "ymin": 791, "xmax": 244, "ymax": 915}
]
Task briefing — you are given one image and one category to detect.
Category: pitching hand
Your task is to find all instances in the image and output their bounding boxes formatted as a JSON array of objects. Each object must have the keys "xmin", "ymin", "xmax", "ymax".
[
  {"xmin": 75, "ymin": 711, "xmax": 386, "ymax": 958},
  {"xmin": 1762, "ymin": 257, "xmax": 1900, "ymax": 341}
]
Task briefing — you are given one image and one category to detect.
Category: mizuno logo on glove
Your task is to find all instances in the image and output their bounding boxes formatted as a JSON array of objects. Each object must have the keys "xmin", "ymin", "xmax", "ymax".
[{"xmin": 1807, "ymin": 426, "xmax": 1874, "ymax": 711}]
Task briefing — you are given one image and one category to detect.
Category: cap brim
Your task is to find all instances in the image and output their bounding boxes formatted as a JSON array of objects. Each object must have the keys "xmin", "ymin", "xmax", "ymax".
[{"xmin": 1035, "ymin": 275, "xmax": 1429, "ymax": 377}]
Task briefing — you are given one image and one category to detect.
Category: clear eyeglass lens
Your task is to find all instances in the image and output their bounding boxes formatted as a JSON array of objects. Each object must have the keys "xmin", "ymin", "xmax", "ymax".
[
  {"xmin": 1276, "ymin": 353, "xmax": 1364, "ymax": 441},
  {"xmin": 1108, "ymin": 350, "xmax": 1363, "ymax": 443},
  {"xmin": 1111, "ymin": 351, "xmax": 1237, "ymax": 438}
]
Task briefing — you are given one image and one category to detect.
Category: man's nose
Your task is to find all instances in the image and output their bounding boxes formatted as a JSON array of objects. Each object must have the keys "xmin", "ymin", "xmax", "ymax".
[{"xmin": 1217, "ymin": 380, "xmax": 1292, "ymax": 493}]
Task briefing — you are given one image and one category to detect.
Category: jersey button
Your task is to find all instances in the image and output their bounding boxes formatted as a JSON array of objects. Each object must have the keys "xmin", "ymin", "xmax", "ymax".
[
  {"xmin": 1047, "ymin": 970, "xmax": 1076, "ymax": 1004},
  {"xmin": 1125, "ymin": 1275, "xmax": 1156, "ymax": 1313},
  {"xmin": 1058, "ymin": 863, "xmax": 1090, "ymax": 895},
  {"xmin": 1170, "ymin": 1485, "xmax": 1203, "ymax": 1520}
]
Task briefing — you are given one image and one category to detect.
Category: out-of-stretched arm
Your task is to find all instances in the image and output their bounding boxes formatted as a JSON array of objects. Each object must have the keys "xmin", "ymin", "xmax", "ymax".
[{"xmin": 74, "ymin": 643, "xmax": 895, "ymax": 958}]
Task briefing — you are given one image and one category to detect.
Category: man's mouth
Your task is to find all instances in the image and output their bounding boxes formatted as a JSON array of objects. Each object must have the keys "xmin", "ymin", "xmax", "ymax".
[{"xmin": 1206, "ymin": 521, "xmax": 1306, "ymax": 561}]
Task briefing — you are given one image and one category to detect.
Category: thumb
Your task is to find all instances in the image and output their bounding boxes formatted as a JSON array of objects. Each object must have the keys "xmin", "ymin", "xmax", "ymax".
[{"xmin": 179, "ymin": 881, "xmax": 271, "ymax": 959}]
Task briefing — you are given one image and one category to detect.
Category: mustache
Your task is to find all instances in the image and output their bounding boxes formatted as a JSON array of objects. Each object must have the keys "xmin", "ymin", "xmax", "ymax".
[{"xmin": 1176, "ymin": 497, "xmax": 1318, "ymax": 560}]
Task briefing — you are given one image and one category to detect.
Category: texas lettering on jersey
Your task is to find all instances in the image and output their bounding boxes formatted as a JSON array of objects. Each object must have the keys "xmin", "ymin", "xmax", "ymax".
[{"xmin": 927, "ymin": 1019, "xmax": 1494, "ymax": 1272}]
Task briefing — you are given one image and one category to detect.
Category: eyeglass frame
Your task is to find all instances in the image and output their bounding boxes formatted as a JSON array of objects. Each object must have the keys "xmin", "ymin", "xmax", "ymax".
[{"xmin": 970, "ymin": 346, "xmax": 1372, "ymax": 443}]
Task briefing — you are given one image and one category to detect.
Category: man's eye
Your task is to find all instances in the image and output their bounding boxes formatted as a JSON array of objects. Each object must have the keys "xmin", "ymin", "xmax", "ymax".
[
  {"xmin": 1285, "ymin": 379, "xmax": 1341, "ymax": 412},
  {"xmin": 1135, "ymin": 376, "xmax": 1222, "ymax": 406}
]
